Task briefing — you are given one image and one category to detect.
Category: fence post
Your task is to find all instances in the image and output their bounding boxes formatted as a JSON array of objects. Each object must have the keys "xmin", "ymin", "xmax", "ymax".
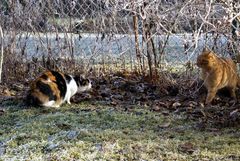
[{"xmin": 0, "ymin": 25, "xmax": 3, "ymax": 83}]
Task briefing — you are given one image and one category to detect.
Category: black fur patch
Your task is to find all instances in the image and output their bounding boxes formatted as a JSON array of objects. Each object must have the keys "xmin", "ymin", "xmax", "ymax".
[
  {"xmin": 73, "ymin": 76, "xmax": 82, "ymax": 87},
  {"xmin": 74, "ymin": 76, "xmax": 90, "ymax": 87},
  {"xmin": 36, "ymin": 81, "xmax": 57, "ymax": 101},
  {"xmin": 26, "ymin": 93, "xmax": 42, "ymax": 106},
  {"xmin": 40, "ymin": 74, "xmax": 48, "ymax": 80},
  {"xmin": 64, "ymin": 74, "xmax": 72, "ymax": 84},
  {"xmin": 82, "ymin": 80, "xmax": 87, "ymax": 86},
  {"xmin": 50, "ymin": 71, "xmax": 67, "ymax": 98}
]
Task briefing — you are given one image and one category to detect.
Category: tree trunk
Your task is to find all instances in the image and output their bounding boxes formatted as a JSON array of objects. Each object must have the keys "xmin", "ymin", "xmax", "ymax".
[
  {"xmin": 0, "ymin": 25, "xmax": 3, "ymax": 83},
  {"xmin": 143, "ymin": 23, "xmax": 153, "ymax": 79},
  {"xmin": 230, "ymin": 0, "xmax": 239, "ymax": 57},
  {"xmin": 133, "ymin": 15, "xmax": 143, "ymax": 72}
]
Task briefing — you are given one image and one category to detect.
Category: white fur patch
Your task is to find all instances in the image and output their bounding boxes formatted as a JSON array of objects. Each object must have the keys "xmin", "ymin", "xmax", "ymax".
[
  {"xmin": 43, "ymin": 75, "xmax": 92, "ymax": 107},
  {"xmin": 63, "ymin": 77, "xmax": 92, "ymax": 103},
  {"xmin": 46, "ymin": 78, "xmax": 52, "ymax": 83},
  {"xmin": 77, "ymin": 82, "xmax": 92, "ymax": 92},
  {"xmin": 63, "ymin": 76, "xmax": 78, "ymax": 103},
  {"xmin": 43, "ymin": 78, "xmax": 52, "ymax": 83},
  {"xmin": 43, "ymin": 100, "xmax": 57, "ymax": 108}
]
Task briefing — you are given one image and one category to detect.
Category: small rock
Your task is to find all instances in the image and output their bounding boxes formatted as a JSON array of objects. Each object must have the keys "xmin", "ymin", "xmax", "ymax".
[
  {"xmin": 0, "ymin": 147, "xmax": 6, "ymax": 156},
  {"xmin": 67, "ymin": 130, "xmax": 79, "ymax": 140},
  {"xmin": 44, "ymin": 142, "xmax": 59, "ymax": 152},
  {"xmin": 0, "ymin": 141, "xmax": 6, "ymax": 156},
  {"xmin": 95, "ymin": 143, "xmax": 103, "ymax": 151}
]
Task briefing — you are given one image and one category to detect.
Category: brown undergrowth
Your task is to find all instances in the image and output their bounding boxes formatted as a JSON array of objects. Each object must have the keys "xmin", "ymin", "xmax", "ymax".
[{"xmin": 0, "ymin": 58, "xmax": 240, "ymax": 130}]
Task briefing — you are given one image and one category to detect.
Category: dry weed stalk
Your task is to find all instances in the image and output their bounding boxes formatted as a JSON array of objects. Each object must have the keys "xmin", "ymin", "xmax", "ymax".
[{"xmin": 0, "ymin": 25, "xmax": 3, "ymax": 83}]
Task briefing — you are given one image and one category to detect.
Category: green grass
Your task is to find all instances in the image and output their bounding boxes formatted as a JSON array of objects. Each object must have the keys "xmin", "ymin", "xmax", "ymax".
[{"xmin": 0, "ymin": 102, "xmax": 239, "ymax": 160}]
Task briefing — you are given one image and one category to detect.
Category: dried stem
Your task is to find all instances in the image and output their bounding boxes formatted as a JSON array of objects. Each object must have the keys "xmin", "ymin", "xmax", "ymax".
[{"xmin": 0, "ymin": 25, "xmax": 3, "ymax": 83}]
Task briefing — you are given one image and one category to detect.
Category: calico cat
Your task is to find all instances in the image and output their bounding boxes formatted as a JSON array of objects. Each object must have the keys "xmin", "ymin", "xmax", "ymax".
[
  {"xmin": 27, "ymin": 70, "xmax": 92, "ymax": 107},
  {"xmin": 197, "ymin": 48, "xmax": 240, "ymax": 104}
]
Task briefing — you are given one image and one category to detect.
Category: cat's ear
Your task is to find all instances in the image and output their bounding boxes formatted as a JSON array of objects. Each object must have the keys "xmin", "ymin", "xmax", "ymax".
[{"xmin": 203, "ymin": 47, "xmax": 211, "ymax": 52}]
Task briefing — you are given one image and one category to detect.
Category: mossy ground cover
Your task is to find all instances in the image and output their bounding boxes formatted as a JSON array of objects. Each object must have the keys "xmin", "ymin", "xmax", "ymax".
[{"xmin": 0, "ymin": 101, "xmax": 239, "ymax": 160}]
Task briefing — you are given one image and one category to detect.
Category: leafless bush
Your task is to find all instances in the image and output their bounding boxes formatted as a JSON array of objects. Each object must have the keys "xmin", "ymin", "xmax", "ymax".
[{"xmin": 0, "ymin": 0, "xmax": 239, "ymax": 87}]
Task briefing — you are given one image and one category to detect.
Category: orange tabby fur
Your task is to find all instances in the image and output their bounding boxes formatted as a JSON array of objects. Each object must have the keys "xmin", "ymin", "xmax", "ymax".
[{"xmin": 197, "ymin": 48, "xmax": 240, "ymax": 104}]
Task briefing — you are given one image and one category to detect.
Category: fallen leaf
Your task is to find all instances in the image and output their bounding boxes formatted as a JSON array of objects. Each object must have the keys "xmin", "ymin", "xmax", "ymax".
[
  {"xmin": 178, "ymin": 142, "xmax": 197, "ymax": 154},
  {"xmin": 172, "ymin": 102, "xmax": 181, "ymax": 108},
  {"xmin": 110, "ymin": 99, "xmax": 118, "ymax": 106},
  {"xmin": 0, "ymin": 109, "xmax": 5, "ymax": 116},
  {"xmin": 12, "ymin": 83, "xmax": 24, "ymax": 91},
  {"xmin": 2, "ymin": 88, "xmax": 11, "ymax": 96},
  {"xmin": 55, "ymin": 123, "xmax": 72, "ymax": 130},
  {"xmin": 230, "ymin": 109, "xmax": 239, "ymax": 117},
  {"xmin": 200, "ymin": 103, "xmax": 205, "ymax": 108},
  {"xmin": 152, "ymin": 105, "xmax": 161, "ymax": 112},
  {"xmin": 188, "ymin": 101, "xmax": 198, "ymax": 107},
  {"xmin": 158, "ymin": 122, "xmax": 171, "ymax": 128}
]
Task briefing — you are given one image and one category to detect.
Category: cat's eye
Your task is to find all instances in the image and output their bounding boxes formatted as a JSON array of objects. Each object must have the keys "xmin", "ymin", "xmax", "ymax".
[
  {"xmin": 208, "ymin": 54, "xmax": 214, "ymax": 59},
  {"xmin": 82, "ymin": 80, "xmax": 86, "ymax": 85}
]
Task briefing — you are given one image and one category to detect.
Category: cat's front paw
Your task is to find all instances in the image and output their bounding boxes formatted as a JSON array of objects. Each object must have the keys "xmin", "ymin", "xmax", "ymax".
[
  {"xmin": 53, "ymin": 104, "xmax": 60, "ymax": 108},
  {"xmin": 205, "ymin": 99, "xmax": 212, "ymax": 106}
]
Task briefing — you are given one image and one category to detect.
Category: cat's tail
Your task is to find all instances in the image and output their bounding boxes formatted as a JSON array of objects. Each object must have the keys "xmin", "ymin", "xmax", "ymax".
[{"xmin": 25, "ymin": 92, "xmax": 42, "ymax": 107}]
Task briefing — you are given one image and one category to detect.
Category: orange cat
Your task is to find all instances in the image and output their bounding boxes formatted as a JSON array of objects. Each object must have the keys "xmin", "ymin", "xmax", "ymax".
[{"xmin": 197, "ymin": 48, "xmax": 240, "ymax": 104}]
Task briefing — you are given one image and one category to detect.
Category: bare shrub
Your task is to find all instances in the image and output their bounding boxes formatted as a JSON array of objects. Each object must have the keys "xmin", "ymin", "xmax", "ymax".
[{"xmin": 0, "ymin": 0, "xmax": 239, "ymax": 94}]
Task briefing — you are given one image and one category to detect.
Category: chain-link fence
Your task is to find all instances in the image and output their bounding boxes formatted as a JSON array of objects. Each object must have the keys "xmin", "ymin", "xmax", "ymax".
[{"xmin": 0, "ymin": 0, "xmax": 240, "ymax": 82}]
